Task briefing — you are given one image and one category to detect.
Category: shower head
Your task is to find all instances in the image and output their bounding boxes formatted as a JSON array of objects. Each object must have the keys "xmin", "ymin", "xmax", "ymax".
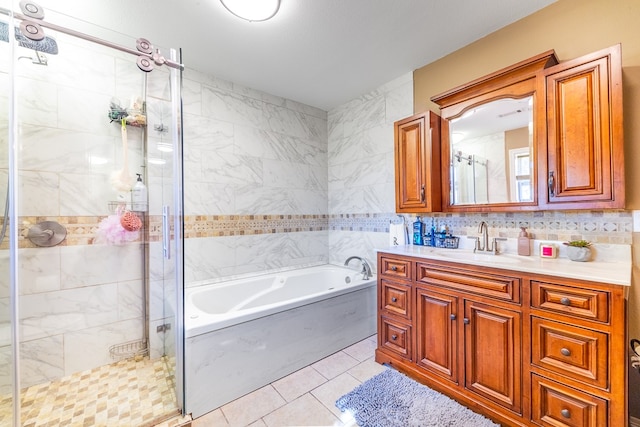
[{"xmin": 0, "ymin": 21, "xmax": 58, "ymax": 54}]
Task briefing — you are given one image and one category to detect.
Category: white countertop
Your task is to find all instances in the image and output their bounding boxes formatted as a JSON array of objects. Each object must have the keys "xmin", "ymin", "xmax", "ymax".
[{"xmin": 377, "ymin": 241, "xmax": 631, "ymax": 286}]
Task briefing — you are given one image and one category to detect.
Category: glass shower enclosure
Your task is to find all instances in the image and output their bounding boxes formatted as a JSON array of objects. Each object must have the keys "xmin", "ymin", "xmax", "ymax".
[{"xmin": 0, "ymin": 2, "xmax": 184, "ymax": 425}]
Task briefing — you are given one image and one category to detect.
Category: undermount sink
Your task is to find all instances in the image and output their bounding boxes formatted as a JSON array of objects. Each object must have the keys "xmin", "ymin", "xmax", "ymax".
[{"xmin": 432, "ymin": 250, "xmax": 528, "ymax": 264}]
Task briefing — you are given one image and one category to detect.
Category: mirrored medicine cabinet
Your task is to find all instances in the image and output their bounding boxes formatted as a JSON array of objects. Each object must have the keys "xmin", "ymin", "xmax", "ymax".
[{"xmin": 429, "ymin": 45, "xmax": 625, "ymax": 212}]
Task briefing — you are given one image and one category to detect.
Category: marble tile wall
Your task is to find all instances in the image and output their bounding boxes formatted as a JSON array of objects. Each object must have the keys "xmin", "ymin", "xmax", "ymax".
[
  {"xmin": 181, "ymin": 69, "xmax": 329, "ymax": 285},
  {"xmin": 327, "ymin": 72, "xmax": 414, "ymax": 269}
]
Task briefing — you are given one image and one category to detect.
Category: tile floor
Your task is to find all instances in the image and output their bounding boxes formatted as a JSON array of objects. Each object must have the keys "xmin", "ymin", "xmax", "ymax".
[
  {"xmin": 0, "ymin": 355, "xmax": 180, "ymax": 427},
  {"xmin": 190, "ymin": 335, "xmax": 385, "ymax": 427}
]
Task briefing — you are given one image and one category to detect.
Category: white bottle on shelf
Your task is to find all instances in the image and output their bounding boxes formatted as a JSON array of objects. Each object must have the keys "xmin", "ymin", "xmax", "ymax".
[{"xmin": 131, "ymin": 173, "xmax": 148, "ymax": 212}]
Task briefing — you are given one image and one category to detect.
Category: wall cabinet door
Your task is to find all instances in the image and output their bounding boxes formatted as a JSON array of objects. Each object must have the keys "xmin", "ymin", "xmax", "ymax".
[
  {"xmin": 394, "ymin": 111, "xmax": 441, "ymax": 212},
  {"xmin": 415, "ymin": 287, "xmax": 458, "ymax": 383},
  {"xmin": 542, "ymin": 44, "xmax": 624, "ymax": 209},
  {"xmin": 464, "ymin": 300, "xmax": 522, "ymax": 414}
]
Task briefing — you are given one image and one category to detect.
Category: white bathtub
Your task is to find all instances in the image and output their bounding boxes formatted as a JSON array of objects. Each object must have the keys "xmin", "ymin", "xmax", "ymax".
[
  {"xmin": 185, "ymin": 264, "xmax": 375, "ymax": 338},
  {"xmin": 184, "ymin": 264, "xmax": 377, "ymax": 418}
]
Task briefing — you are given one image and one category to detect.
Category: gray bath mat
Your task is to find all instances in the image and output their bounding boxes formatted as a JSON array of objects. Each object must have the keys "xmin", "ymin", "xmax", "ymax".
[{"xmin": 335, "ymin": 367, "xmax": 500, "ymax": 427}]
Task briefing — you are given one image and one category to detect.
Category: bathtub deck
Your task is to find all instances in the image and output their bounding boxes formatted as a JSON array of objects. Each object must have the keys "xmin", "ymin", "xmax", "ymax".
[{"xmin": 191, "ymin": 335, "xmax": 382, "ymax": 427}]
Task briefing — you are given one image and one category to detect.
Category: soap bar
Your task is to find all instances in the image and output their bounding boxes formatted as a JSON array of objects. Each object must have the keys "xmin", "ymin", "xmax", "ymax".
[{"xmin": 540, "ymin": 244, "xmax": 557, "ymax": 258}]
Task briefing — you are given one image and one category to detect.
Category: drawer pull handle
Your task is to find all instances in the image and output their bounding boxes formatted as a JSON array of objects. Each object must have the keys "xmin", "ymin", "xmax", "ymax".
[
  {"xmin": 560, "ymin": 409, "xmax": 570, "ymax": 419},
  {"xmin": 463, "ymin": 318, "xmax": 470, "ymax": 325},
  {"xmin": 560, "ymin": 348, "xmax": 571, "ymax": 357},
  {"xmin": 391, "ymin": 266, "xmax": 398, "ymax": 271},
  {"xmin": 391, "ymin": 297, "xmax": 398, "ymax": 303},
  {"xmin": 391, "ymin": 334, "xmax": 398, "ymax": 341},
  {"xmin": 450, "ymin": 314, "xmax": 456, "ymax": 320},
  {"xmin": 560, "ymin": 297, "xmax": 571, "ymax": 306}
]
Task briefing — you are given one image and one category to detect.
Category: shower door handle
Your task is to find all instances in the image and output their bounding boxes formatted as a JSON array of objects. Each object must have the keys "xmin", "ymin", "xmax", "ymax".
[{"xmin": 162, "ymin": 205, "xmax": 171, "ymax": 259}]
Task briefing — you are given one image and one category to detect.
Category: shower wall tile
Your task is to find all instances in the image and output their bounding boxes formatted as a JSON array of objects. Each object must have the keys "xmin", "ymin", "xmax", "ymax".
[
  {"xmin": 146, "ymin": 66, "xmax": 172, "ymax": 101},
  {"xmin": 18, "ymin": 171, "xmax": 60, "ymax": 217},
  {"xmin": 63, "ymin": 318, "xmax": 142, "ymax": 375},
  {"xmin": 117, "ymin": 280, "xmax": 144, "ymax": 321},
  {"xmin": 19, "ymin": 283, "xmax": 118, "ymax": 341},
  {"xmin": 60, "ymin": 244, "xmax": 143, "ymax": 289},
  {"xmin": 17, "ymin": 247, "xmax": 61, "ymax": 295},
  {"xmin": 15, "ymin": 77, "xmax": 58, "ymax": 128},
  {"xmin": 0, "ymin": 344, "xmax": 10, "ymax": 395},
  {"xmin": 19, "ymin": 335, "xmax": 64, "ymax": 388}
]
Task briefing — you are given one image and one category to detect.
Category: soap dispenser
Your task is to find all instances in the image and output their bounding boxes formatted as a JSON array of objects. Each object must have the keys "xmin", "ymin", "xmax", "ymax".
[
  {"xmin": 517, "ymin": 227, "xmax": 531, "ymax": 256},
  {"xmin": 131, "ymin": 173, "xmax": 148, "ymax": 212}
]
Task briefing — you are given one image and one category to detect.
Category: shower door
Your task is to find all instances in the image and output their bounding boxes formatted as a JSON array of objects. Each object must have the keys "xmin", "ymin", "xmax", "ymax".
[
  {"xmin": 2, "ymin": 4, "xmax": 184, "ymax": 425},
  {"xmin": 0, "ymin": 2, "xmax": 13, "ymax": 425}
]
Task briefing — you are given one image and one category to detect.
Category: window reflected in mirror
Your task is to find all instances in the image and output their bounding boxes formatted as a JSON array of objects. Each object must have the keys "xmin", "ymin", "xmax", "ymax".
[{"xmin": 449, "ymin": 96, "xmax": 533, "ymax": 205}]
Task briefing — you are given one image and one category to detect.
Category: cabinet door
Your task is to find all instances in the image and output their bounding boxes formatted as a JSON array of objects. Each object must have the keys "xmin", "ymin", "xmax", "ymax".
[
  {"xmin": 415, "ymin": 287, "xmax": 458, "ymax": 383},
  {"xmin": 464, "ymin": 300, "xmax": 521, "ymax": 413},
  {"xmin": 394, "ymin": 111, "xmax": 441, "ymax": 212},
  {"xmin": 542, "ymin": 44, "xmax": 624, "ymax": 209}
]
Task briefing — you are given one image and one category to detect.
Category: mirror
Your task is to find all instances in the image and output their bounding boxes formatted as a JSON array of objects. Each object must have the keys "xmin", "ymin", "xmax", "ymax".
[{"xmin": 449, "ymin": 96, "xmax": 533, "ymax": 206}]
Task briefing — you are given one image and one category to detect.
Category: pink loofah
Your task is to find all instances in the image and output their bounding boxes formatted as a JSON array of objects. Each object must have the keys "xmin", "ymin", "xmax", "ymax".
[{"xmin": 95, "ymin": 213, "xmax": 140, "ymax": 245}]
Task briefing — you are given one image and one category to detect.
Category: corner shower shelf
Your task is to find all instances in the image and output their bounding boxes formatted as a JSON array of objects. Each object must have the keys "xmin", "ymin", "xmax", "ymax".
[{"xmin": 109, "ymin": 339, "xmax": 149, "ymax": 360}]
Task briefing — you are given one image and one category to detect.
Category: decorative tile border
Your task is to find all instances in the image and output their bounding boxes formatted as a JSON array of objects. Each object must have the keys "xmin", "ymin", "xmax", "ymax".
[
  {"xmin": 183, "ymin": 214, "xmax": 329, "ymax": 238},
  {"xmin": 1, "ymin": 210, "xmax": 633, "ymax": 248}
]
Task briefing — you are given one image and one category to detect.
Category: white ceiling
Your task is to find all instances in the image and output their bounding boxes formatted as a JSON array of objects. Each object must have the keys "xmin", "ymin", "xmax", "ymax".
[{"xmin": 33, "ymin": 0, "xmax": 556, "ymax": 111}]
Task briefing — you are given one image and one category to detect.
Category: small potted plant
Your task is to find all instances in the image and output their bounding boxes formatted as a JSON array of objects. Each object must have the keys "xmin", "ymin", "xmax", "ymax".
[{"xmin": 563, "ymin": 240, "xmax": 592, "ymax": 262}]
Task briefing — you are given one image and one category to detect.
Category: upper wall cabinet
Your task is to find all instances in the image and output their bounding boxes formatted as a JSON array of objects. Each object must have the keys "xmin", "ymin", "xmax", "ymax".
[
  {"xmin": 395, "ymin": 111, "xmax": 441, "ymax": 213},
  {"xmin": 430, "ymin": 44, "xmax": 624, "ymax": 212},
  {"xmin": 541, "ymin": 44, "xmax": 624, "ymax": 209}
]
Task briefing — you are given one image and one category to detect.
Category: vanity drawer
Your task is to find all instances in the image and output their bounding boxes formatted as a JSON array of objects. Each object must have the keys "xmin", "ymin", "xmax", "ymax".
[
  {"xmin": 531, "ymin": 281, "xmax": 609, "ymax": 323},
  {"xmin": 379, "ymin": 316, "xmax": 412, "ymax": 360},
  {"xmin": 380, "ymin": 279, "xmax": 411, "ymax": 319},
  {"xmin": 531, "ymin": 374, "xmax": 607, "ymax": 427},
  {"xmin": 532, "ymin": 317, "xmax": 608, "ymax": 389},
  {"xmin": 416, "ymin": 262, "xmax": 520, "ymax": 303},
  {"xmin": 379, "ymin": 256, "xmax": 411, "ymax": 280}
]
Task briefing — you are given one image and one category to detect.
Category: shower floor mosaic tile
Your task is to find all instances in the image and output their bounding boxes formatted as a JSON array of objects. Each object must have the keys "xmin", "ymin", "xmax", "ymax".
[{"xmin": 0, "ymin": 355, "xmax": 180, "ymax": 427}]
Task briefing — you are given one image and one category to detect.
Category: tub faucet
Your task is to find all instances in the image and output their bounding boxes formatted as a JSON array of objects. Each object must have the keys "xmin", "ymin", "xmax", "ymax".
[{"xmin": 344, "ymin": 256, "xmax": 373, "ymax": 280}]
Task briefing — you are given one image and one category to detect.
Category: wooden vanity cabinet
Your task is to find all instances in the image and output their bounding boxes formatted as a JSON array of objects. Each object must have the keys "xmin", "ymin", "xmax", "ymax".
[
  {"xmin": 394, "ymin": 111, "xmax": 441, "ymax": 213},
  {"xmin": 541, "ymin": 44, "xmax": 624, "ymax": 209},
  {"xmin": 375, "ymin": 252, "xmax": 628, "ymax": 427}
]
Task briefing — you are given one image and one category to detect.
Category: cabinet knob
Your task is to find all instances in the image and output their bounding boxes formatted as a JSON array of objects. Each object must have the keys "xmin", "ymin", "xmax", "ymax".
[
  {"xmin": 391, "ymin": 266, "xmax": 398, "ymax": 271},
  {"xmin": 560, "ymin": 348, "xmax": 571, "ymax": 357},
  {"xmin": 560, "ymin": 409, "xmax": 571, "ymax": 419},
  {"xmin": 560, "ymin": 297, "xmax": 571, "ymax": 306},
  {"xmin": 391, "ymin": 334, "xmax": 398, "ymax": 341},
  {"xmin": 463, "ymin": 318, "xmax": 470, "ymax": 324},
  {"xmin": 391, "ymin": 297, "xmax": 398, "ymax": 303},
  {"xmin": 450, "ymin": 314, "xmax": 456, "ymax": 320}
]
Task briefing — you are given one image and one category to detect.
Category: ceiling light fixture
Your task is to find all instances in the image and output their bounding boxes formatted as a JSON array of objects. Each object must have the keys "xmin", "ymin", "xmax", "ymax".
[{"xmin": 220, "ymin": 0, "xmax": 281, "ymax": 22}]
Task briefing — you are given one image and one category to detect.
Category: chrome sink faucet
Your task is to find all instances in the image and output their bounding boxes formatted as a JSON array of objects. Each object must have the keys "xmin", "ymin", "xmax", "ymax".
[
  {"xmin": 344, "ymin": 256, "xmax": 373, "ymax": 280},
  {"xmin": 467, "ymin": 221, "xmax": 507, "ymax": 254}
]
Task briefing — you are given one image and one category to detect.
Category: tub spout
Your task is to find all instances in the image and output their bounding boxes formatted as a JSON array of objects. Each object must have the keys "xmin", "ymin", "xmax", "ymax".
[{"xmin": 344, "ymin": 256, "xmax": 373, "ymax": 280}]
